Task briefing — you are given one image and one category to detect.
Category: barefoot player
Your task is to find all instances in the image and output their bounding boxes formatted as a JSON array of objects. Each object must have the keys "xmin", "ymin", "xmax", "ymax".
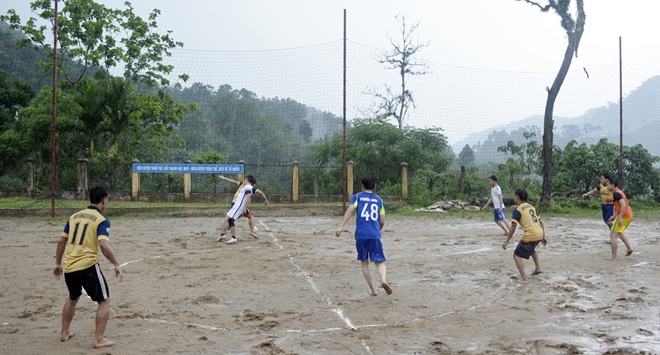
[
  {"xmin": 336, "ymin": 176, "xmax": 393, "ymax": 296},
  {"xmin": 53, "ymin": 186, "xmax": 123, "ymax": 348},
  {"xmin": 606, "ymin": 180, "xmax": 634, "ymax": 260},
  {"xmin": 502, "ymin": 189, "xmax": 547, "ymax": 284}
]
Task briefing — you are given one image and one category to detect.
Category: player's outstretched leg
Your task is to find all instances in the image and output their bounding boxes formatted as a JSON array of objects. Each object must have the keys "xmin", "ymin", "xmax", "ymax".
[
  {"xmin": 607, "ymin": 230, "xmax": 619, "ymax": 260},
  {"xmin": 513, "ymin": 255, "xmax": 528, "ymax": 283},
  {"xmin": 361, "ymin": 261, "xmax": 378, "ymax": 296},
  {"xmin": 619, "ymin": 233, "xmax": 633, "ymax": 256},
  {"xmin": 531, "ymin": 252, "xmax": 542, "ymax": 275},
  {"xmin": 375, "ymin": 262, "xmax": 392, "ymax": 295},
  {"xmin": 60, "ymin": 297, "xmax": 78, "ymax": 342},
  {"xmin": 248, "ymin": 216, "xmax": 258, "ymax": 239},
  {"xmin": 93, "ymin": 299, "xmax": 115, "ymax": 348}
]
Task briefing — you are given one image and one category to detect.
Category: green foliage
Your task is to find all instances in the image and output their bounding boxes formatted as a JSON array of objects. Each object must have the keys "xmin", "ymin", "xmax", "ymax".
[
  {"xmin": 312, "ymin": 117, "xmax": 452, "ymax": 194},
  {"xmin": 495, "ymin": 135, "xmax": 660, "ymax": 203},
  {"xmin": 457, "ymin": 144, "xmax": 475, "ymax": 167},
  {"xmin": 1, "ymin": 0, "xmax": 184, "ymax": 87}
]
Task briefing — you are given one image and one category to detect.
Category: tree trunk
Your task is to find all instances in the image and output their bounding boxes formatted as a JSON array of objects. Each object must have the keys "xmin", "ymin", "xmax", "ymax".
[{"xmin": 539, "ymin": 44, "xmax": 577, "ymax": 212}]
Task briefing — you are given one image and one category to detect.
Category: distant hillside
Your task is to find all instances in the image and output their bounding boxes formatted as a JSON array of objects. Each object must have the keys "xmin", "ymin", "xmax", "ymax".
[{"xmin": 454, "ymin": 76, "xmax": 660, "ymax": 162}]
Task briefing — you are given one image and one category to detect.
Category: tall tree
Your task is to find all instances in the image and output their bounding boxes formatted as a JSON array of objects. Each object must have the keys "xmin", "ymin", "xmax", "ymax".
[
  {"xmin": 518, "ymin": 0, "xmax": 585, "ymax": 211},
  {"xmin": 369, "ymin": 14, "xmax": 430, "ymax": 129},
  {"xmin": 1, "ymin": 0, "xmax": 186, "ymax": 87},
  {"xmin": 457, "ymin": 144, "xmax": 475, "ymax": 167}
]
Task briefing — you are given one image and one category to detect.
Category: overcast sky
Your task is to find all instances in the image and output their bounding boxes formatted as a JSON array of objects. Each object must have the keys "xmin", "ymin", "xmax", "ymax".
[{"xmin": 3, "ymin": 1, "xmax": 659, "ymax": 144}]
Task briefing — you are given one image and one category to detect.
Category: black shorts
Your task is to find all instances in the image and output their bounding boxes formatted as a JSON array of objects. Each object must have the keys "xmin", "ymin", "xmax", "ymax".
[
  {"xmin": 64, "ymin": 264, "xmax": 110, "ymax": 302},
  {"xmin": 514, "ymin": 241, "xmax": 539, "ymax": 260}
]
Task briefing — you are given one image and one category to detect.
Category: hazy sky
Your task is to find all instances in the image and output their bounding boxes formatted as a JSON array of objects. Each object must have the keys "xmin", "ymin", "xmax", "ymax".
[{"xmin": 3, "ymin": 1, "xmax": 659, "ymax": 144}]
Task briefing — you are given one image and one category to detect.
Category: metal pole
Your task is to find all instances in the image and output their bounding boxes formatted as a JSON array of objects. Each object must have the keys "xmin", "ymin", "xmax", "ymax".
[
  {"xmin": 51, "ymin": 0, "xmax": 59, "ymax": 218},
  {"xmin": 619, "ymin": 36, "xmax": 623, "ymax": 189},
  {"xmin": 342, "ymin": 9, "xmax": 347, "ymax": 212}
]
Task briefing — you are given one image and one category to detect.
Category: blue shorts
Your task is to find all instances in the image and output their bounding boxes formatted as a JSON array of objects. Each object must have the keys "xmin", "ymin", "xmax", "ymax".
[
  {"xmin": 514, "ymin": 240, "xmax": 539, "ymax": 259},
  {"xmin": 601, "ymin": 204, "xmax": 614, "ymax": 223},
  {"xmin": 494, "ymin": 208, "xmax": 507, "ymax": 222},
  {"xmin": 355, "ymin": 239, "xmax": 386, "ymax": 262}
]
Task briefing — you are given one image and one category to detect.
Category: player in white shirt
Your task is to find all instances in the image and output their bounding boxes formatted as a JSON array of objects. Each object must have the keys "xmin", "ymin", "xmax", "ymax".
[
  {"xmin": 481, "ymin": 175, "xmax": 511, "ymax": 236},
  {"xmin": 223, "ymin": 175, "xmax": 255, "ymax": 244}
]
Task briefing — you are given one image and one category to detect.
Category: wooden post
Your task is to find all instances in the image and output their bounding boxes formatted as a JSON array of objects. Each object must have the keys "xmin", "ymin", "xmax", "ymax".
[
  {"xmin": 292, "ymin": 161, "xmax": 299, "ymax": 203},
  {"xmin": 27, "ymin": 158, "xmax": 35, "ymax": 196},
  {"xmin": 131, "ymin": 159, "xmax": 140, "ymax": 201},
  {"xmin": 184, "ymin": 160, "xmax": 191, "ymax": 200},
  {"xmin": 401, "ymin": 162, "xmax": 408, "ymax": 201},
  {"xmin": 76, "ymin": 158, "xmax": 89, "ymax": 200},
  {"xmin": 347, "ymin": 161, "xmax": 354, "ymax": 198},
  {"xmin": 460, "ymin": 166, "xmax": 466, "ymax": 195}
]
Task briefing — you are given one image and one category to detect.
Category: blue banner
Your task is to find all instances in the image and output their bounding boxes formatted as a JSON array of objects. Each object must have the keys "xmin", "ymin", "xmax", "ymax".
[{"xmin": 132, "ymin": 163, "xmax": 244, "ymax": 174}]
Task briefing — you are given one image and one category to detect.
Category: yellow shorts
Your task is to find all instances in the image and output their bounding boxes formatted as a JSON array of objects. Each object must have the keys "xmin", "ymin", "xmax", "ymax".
[{"xmin": 610, "ymin": 216, "xmax": 632, "ymax": 233}]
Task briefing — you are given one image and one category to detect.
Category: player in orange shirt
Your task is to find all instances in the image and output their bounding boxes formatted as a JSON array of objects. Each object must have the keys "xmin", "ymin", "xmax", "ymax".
[{"xmin": 605, "ymin": 181, "xmax": 634, "ymax": 260}]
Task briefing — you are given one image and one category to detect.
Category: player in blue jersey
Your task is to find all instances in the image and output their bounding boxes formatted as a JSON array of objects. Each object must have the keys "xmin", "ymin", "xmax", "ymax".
[{"xmin": 336, "ymin": 176, "xmax": 393, "ymax": 296}]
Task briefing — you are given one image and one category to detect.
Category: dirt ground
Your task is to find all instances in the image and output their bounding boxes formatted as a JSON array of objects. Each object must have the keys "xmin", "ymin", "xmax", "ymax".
[{"xmin": 1, "ymin": 213, "xmax": 659, "ymax": 354}]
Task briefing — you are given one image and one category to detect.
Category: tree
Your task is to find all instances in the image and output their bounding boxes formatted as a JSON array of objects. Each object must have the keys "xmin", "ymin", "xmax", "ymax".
[
  {"xmin": 457, "ymin": 144, "xmax": 475, "ymax": 167},
  {"xmin": 1, "ymin": 0, "xmax": 187, "ymax": 87},
  {"xmin": 311, "ymin": 117, "xmax": 451, "ymax": 194},
  {"xmin": 518, "ymin": 0, "xmax": 585, "ymax": 212},
  {"xmin": 368, "ymin": 14, "xmax": 430, "ymax": 129},
  {"xmin": 0, "ymin": 68, "xmax": 34, "ymax": 133}
]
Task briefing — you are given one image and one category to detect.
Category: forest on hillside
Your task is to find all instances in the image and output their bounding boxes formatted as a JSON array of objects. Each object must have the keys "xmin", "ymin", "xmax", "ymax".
[{"xmin": 2, "ymin": 1, "xmax": 660, "ymax": 205}]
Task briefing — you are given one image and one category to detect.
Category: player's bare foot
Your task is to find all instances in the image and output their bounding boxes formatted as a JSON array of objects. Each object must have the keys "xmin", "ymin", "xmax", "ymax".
[
  {"xmin": 605, "ymin": 257, "xmax": 618, "ymax": 261},
  {"xmin": 60, "ymin": 332, "xmax": 74, "ymax": 342},
  {"xmin": 531, "ymin": 270, "xmax": 542, "ymax": 275},
  {"xmin": 249, "ymin": 231, "xmax": 259, "ymax": 239},
  {"xmin": 517, "ymin": 279, "xmax": 529, "ymax": 284},
  {"xmin": 626, "ymin": 249, "xmax": 633, "ymax": 256},
  {"xmin": 381, "ymin": 282, "xmax": 393, "ymax": 295},
  {"xmin": 370, "ymin": 291, "xmax": 378, "ymax": 296},
  {"xmin": 93, "ymin": 338, "xmax": 115, "ymax": 348}
]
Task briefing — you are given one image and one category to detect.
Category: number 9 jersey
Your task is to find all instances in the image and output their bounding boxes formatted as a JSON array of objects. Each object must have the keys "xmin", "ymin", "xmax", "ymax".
[
  {"xmin": 351, "ymin": 192, "xmax": 385, "ymax": 240},
  {"xmin": 61, "ymin": 206, "xmax": 111, "ymax": 273}
]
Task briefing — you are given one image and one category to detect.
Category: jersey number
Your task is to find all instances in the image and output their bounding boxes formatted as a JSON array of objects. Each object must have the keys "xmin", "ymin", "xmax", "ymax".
[
  {"xmin": 70, "ymin": 222, "xmax": 89, "ymax": 245},
  {"xmin": 528, "ymin": 210, "xmax": 538, "ymax": 223},
  {"xmin": 360, "ymin": 203, "xmax": 379, "ymax": 221}
]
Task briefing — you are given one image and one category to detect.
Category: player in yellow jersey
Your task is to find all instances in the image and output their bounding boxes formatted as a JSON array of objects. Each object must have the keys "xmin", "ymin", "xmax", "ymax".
[
  {"xmin": 53, "ymin": 186, "xmax": 123, "ymax": 348},
  {"xmin": 502, "ymin": 189, "xmax": 547, "ymax": 284},
  {"xmin": 582, "ymin": 173, "xmax": 615, "ymax": 228}
]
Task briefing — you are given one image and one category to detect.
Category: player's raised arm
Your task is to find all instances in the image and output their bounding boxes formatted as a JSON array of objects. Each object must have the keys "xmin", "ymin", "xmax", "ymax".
[{"xmin": 218, "ymin": 175, "xmax": 240, "ymax": 186}]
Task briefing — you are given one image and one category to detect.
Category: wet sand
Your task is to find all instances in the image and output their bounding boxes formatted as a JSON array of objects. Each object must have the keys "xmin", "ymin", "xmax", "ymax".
[{"xmin": 0, "ymin": 215, "xmax": 659, "ymax": 354}]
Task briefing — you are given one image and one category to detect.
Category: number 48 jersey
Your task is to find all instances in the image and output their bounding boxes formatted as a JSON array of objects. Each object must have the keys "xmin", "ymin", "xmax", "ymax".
[
  {"xmin": 61, "ymin": 206, "xmax": 111, "ymax": 273},
  {"xmin": 351, "ymin": 192, "xmax": 385, "ymax": 240}
]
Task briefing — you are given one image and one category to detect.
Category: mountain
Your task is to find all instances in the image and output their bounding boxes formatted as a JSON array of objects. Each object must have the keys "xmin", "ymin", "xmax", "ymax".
[{"xmin": 453, "ymin": 76, "xmax": 660, "ymax": 162}]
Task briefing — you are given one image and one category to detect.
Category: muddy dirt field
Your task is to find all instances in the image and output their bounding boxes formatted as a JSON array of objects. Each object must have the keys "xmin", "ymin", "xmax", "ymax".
[{"xmin": 1, "ymin": 214, "xmax": 659, "ymax": 354}]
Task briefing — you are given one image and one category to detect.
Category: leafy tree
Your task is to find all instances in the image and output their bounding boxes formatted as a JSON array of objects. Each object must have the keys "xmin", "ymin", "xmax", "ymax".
[
  {"xmin": 368, "ymin": 14, "xmax": 430, "ymax": 129},
  {"xmin": 622, "ymin": 144, "xmax": 660, "ymax": 199},
  {"xmin": 457, "ymin": 144, "xmax": 475, "ymax": 167},
  {"xmin": 299, "ymin": 120, "xmax": 313, "ymax": 144},
  {"xmin": 518, "ymin": 0, "xmax": 585, "ymax": 211},
  {"xmin": 1, "ymin": 0, "xmax": 186, "ymax": 87},
  {"xmin": 192, "ymin": 151, "xmax": 229, "ymax": 193},
  {"xmin": 312, "ymin": 117, "xmax": 451, "ymax": 195},
  {"xmin": 0, "ymin": 68, "xmax": 34, "ymax": 133}
]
